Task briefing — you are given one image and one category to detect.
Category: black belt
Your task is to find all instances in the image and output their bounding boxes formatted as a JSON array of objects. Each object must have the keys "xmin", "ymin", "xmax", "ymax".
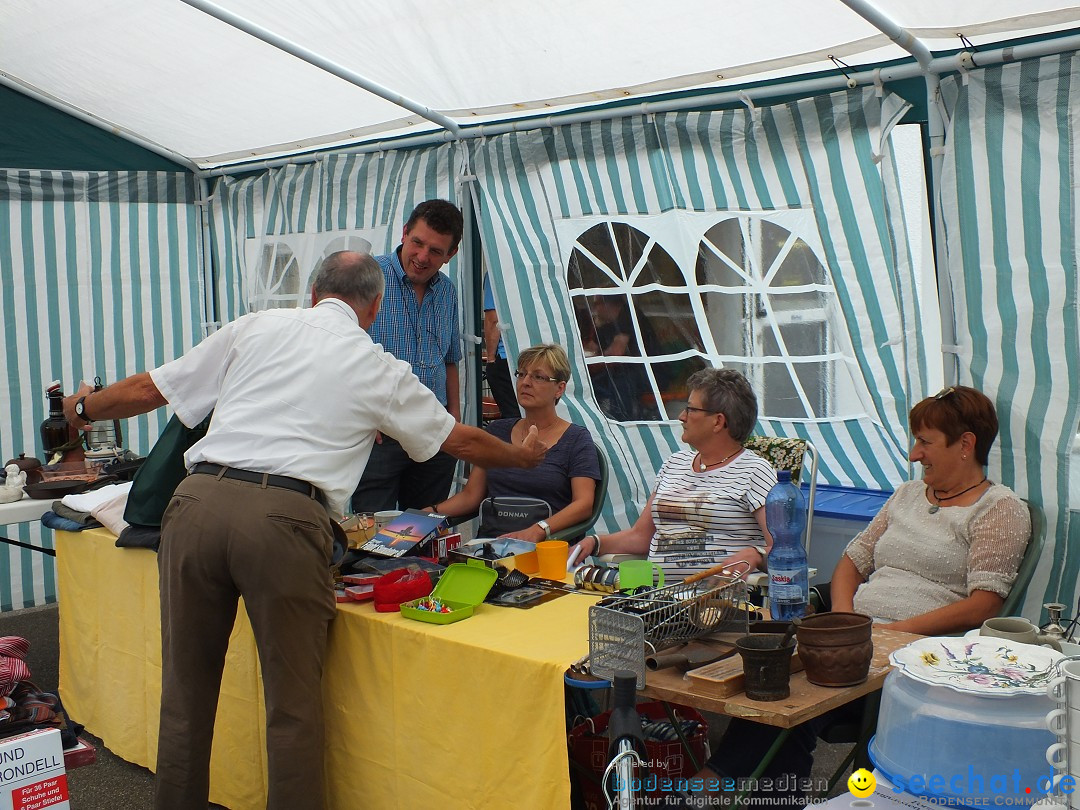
[{"xmin": 190, "ymin": 463, "xmax": 318, "ymax": 499}]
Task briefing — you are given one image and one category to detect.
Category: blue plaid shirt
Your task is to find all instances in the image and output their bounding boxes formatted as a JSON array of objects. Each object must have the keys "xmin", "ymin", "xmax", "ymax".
[{"xmin": 369, "ymin": 248, "xmax": 461, "ymax": 405}]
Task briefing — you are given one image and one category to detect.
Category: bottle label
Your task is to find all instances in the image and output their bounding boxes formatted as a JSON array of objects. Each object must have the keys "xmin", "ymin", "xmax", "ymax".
[{"xmin": 770, "ymin": 570, "xmax": 804, "ymax": 604}]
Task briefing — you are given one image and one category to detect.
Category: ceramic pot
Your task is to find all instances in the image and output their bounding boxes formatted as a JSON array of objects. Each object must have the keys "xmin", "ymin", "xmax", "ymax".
[
  {"xmin": 736, "ymin": 633, "xmax": 796, "ymax": 701},
  {"xmin": 793, "ymin": 611, "xmax": 873, "ymax": 687},
  {"xmin": 4, "ymin": 453, "xmax": 42, "ymax": 485}
]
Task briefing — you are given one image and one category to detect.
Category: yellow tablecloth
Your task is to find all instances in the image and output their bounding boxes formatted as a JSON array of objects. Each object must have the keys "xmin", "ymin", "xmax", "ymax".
[{"xmin": 55, "ymin": 529, "xmax": 592, "ymax": 809}]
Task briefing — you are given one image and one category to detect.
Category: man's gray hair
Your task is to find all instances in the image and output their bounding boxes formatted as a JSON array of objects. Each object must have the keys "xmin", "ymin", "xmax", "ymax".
[
  {"xmin": 312, "ymin": 251, "xmax": 384, "ymax": 306},
  {"xmin": 687, "ymin": 367, "xmax": 759, "ymax": 442}
]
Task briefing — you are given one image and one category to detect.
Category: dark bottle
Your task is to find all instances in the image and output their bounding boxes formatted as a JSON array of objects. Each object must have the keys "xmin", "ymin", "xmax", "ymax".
[
  {"xmin": 766, "ymin": 469, "xmax": 810, "ymax": 620},
  {"xmin": 40, "ymin": 381, "xmax": 70, "ymax": 457}
]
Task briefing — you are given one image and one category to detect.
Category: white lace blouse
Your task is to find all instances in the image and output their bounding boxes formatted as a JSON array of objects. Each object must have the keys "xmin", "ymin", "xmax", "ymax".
[{"xmin": 844, "ymin": 481, "xmax": 1031, "ymax": 622}]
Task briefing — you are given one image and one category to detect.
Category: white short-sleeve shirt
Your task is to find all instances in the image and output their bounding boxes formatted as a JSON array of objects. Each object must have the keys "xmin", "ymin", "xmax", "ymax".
[{"xmin": 150, "ymin": 298, "xmax": 455, "ymax": 516}]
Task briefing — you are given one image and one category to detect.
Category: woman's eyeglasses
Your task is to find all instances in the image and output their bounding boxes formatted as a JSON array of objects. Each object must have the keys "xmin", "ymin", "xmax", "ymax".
[{"xmin": 514, "ymin": 370, "xmax": 561, "ymax": 384}]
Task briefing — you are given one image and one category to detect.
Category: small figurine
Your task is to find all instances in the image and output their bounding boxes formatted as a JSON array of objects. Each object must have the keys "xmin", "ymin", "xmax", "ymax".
[{"xmin": 0, "ymin": 464, "xmax": 26, "ymax": 503}]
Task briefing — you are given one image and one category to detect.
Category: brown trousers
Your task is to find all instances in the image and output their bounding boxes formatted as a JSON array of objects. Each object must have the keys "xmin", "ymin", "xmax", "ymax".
[{"xmin": 153, "ymin": 472, "xmax": 336, "ymax": 810}]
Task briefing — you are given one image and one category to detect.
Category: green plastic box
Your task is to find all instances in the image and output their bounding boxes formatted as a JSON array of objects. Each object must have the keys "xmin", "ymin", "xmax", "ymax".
[{"xmin": 400, "ymin": 559, "xmax": 498, "ymax": 624}]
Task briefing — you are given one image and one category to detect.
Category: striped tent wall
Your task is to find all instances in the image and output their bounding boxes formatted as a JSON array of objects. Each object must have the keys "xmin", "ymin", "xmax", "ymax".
[
  {"xmin": 469, "ymin": 88, "xmax": 927, "ymax": 533},
  {"xmin": 207, "ymin": 146, "xmax": 464, "ymax": 325},
  {"xmin": 0, "ymin": 169, "xmax": 203, "ymax": 610},
  {"xmin": 938, "ymin": 54, "xmax": 1080, "ymax": 619}
]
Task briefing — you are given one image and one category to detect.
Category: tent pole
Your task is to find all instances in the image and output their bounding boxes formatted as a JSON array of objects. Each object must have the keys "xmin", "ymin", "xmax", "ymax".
[
  {"xmin": 0, "ymin": 73, "xmax": 199, "ymax": 172},
  {"xmin": 834, "ymin": 0, "xmax": 933, "ymax": 69},
  {"xmin": 202, "ymin": 29, "xmax": 1080, "ymax": 177},
  {"xmin": 832, "ymin": 0, "xmax": 955, "ymax": 385},
  {"xmin": 923, "ymin": 73, "xmax": 956, "ymax": 385},
  {"xmin": 179, "ymin": 0, "xmax": 461, "ymax": 137},
  {"xmin": 196, "ymin": 177, "xmax": 220, "ymax": 337}
]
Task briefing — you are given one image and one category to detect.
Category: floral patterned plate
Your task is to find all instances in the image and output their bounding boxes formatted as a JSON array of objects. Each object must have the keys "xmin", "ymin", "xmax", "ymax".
[{"xmin": 890, "ymin": 636, "xmax": 1064, "ymax": 696}]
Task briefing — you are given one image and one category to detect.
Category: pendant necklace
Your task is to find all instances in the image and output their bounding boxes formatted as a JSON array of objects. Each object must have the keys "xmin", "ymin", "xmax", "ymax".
[
  {"xmin": 696, "ymin": 449, "xmax": 741, "ymax": 472},
  {"xmin": 928, "ymin": 477, "xmax": 988, "ymax": 514}
]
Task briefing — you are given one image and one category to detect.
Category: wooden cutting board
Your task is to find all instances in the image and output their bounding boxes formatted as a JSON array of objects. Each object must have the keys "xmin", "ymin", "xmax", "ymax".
[{"xmin": 685, "ymin": 651, "xmax": 804, "ymax": 697}]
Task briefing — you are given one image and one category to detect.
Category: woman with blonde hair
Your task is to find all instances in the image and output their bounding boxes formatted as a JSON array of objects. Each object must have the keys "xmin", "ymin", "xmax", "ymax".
[{"xmin": 429, "ymin": 344, "xmax": 601, "ymax": 543}]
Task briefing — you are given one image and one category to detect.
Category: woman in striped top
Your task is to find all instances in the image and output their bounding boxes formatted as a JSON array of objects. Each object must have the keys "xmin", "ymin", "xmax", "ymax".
[{"xmin": 573, "ymin": 368, "xmax": 776, "ymax": 579}]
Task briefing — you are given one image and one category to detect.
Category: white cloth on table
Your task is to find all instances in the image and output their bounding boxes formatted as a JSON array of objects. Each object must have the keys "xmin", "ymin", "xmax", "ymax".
[
  {"xmin": 89, "ymin": 492, "xmax": 130, "ymax": 536},
  {"xmin": 61, "ymin": 481, "xmax": 133, "ymax": 513},
  {"xmin": 844, "ymin": 480, "xmax": 1031, "ymax": 623},
  {"xmin": 150, "ymin": 298, "xmax": 456, "ymax": 517}
]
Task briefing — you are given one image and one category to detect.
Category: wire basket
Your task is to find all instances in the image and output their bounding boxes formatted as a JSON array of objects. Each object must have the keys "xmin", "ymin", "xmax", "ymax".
[{"xmin": 589, "ymin": 575, "xmax": 749, "ymax": 688}]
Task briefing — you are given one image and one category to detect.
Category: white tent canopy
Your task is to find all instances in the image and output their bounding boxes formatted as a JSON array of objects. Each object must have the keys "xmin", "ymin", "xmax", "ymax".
[
  {"xmin": 3, "ymin": 2, "xmax": 1080, "ymax": 622},
  {"xmin": 4, "ymin": 0, "xmax": 1080, "ymax": 169}
]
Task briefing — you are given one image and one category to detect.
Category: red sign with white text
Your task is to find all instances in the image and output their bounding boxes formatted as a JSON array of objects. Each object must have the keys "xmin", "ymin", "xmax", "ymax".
[{"xmin": 12, "ymin": 774, "xmax": 70, "ymax": 809}]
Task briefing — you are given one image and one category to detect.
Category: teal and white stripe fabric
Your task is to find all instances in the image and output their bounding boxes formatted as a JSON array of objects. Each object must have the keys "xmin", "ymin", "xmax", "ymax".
[
  {"xmin": 938, "ymin": 54, "xmax": 1080, "ymax": 618},
  {"xmin": 470, "ymin": 88, "xmax": 927, "ymax": 532},
  {"xmin": 0, "ymin": 170, "xmax": 202, "ymax": 610},
  {"xmin": 207, "ymin": 147, "xmax": 463, "ymax": 324}
]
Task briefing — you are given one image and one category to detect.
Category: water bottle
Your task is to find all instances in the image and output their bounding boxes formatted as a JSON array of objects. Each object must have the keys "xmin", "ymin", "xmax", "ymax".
[{"xmin": 765, "ymin": 469, "xmax": 809, "ymax": 620}]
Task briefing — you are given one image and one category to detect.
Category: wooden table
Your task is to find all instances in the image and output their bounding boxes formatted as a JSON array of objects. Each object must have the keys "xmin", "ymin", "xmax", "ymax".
[{"xmin": 640, "ymin": 625, "xmax": 922, "ymax": 726}]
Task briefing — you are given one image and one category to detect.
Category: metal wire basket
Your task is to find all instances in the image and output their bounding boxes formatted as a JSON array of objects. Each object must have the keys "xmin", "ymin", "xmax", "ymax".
[{"xmin": 588, "ymin": 574, "xmax": 749, "ymax": 688}]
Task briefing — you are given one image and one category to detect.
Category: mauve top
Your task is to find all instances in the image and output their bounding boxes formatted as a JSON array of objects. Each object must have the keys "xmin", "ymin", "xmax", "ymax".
[{"xmin": 844, "ymin": 481, "xmax": 1030, "ymax": 622}]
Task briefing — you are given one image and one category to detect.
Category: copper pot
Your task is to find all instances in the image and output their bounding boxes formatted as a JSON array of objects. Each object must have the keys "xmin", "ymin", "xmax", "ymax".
[
  {"xmin": 793, "ymin": 611, "xmax": 873, "ymax": 687},
  {"xmin": 4, "ymin": 453, "xmax": 43, "ymax": 485}
]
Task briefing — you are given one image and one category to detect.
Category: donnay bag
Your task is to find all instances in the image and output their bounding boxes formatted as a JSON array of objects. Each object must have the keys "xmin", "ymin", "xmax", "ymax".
[{"xmin": 477, "ymin": 496, "xmax": 551, "ymax": 537}]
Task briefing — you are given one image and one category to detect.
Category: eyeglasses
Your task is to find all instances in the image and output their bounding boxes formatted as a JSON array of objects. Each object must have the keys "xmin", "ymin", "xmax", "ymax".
[
  {"xmin": 934, "ymin": 387, "xmax": 956, "ymax": 400},
  {"xmin": 681, "ymin": 405, "xmax": 717, "ymax": 416},
  {"xmin": 514, "ymin": 370, "xmax": 561, "ymax": 384}
]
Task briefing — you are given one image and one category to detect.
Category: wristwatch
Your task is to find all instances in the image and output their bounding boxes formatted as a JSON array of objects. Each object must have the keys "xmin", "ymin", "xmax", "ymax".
[
  {"xmin": 74, "ymin": 396, "xmax": 93, "ymax": 425},
  {"xmin": 537, "ymin": 519, "xmax": 551, "ymax": 539}
]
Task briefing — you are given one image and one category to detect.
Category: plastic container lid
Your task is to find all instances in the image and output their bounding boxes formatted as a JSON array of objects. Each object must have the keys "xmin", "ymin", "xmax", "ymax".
[
  {"xmin": 400, "ymin": 559, "xmax": 497, "ymax": 624},
  {"xmin": 430, "ymin": 559, "xmax": 497, "ymax": 605}
]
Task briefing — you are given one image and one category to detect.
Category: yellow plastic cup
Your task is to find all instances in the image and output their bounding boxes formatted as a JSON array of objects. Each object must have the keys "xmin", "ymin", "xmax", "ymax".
[{"xmin": 536, "ymin": 540, "xmax": 569, "ymax": 580}]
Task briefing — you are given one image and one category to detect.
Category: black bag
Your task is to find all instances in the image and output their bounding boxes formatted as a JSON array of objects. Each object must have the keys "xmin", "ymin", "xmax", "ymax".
[{"xmin": 477, "ymin": 496, "xmax": 551, "ymax": 537}]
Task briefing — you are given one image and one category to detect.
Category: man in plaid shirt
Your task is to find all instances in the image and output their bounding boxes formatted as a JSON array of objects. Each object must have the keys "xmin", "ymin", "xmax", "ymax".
[{"xmin": 352, "ymin": 199, "xmax": 464, "ymax": 513}]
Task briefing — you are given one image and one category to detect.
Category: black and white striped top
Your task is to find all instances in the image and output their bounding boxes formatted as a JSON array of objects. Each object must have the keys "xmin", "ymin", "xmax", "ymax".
[{"xmin": 647, "ymin": 449, "xmax": 776, "ymax": 579}]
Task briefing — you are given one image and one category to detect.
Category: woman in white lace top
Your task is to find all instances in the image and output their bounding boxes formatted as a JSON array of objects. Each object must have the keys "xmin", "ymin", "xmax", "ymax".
[{"xmin": 830, "ymin": 385, "xmax": 1031, "ymax": 635}]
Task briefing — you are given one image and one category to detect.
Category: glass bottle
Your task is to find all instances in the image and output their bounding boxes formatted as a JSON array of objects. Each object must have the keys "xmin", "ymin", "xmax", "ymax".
[{"xmin": 40, "ymin": 381, "xmax": 69, "ymax": 457}]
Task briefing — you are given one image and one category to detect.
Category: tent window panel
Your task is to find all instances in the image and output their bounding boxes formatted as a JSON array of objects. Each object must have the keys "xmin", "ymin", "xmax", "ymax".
[
  {"xmin": 564, "ymin": 212, "xmax": 846, "ymax": 423},
  {"xmin": 647, "ymin": 357, "xmax": 710, "ymax": 420},
  {"xmin": 701, "ymin": 291, "xmax": 749, "ymax": 357},
  {"xmin": 568, "ymin": 247, "xmax": 616, "ymax": 289},
  {"xmin": 762, "ymin": 363, "xmax": 809, "ymax": 419},
  {"xmin": 256, "ymin": 242, "xmax": 300, "ymax": 309},
  {"xmin": 697, "ymin": 220, "xmax": 747, "ymax": 287},
  {"xmin": 762, "ymin": 310, "xmax": 828, "ymax": 357},
  {"xmin": 773, "ymin": 238, "xmax": 827, "ymax": 287},
  {"xmin": 636, "ymin": 290, "xmax": 703, "ymax": 355},
  {"xmin": 760, "ymin": 323, "xmax": 827, "ymax": 417}
]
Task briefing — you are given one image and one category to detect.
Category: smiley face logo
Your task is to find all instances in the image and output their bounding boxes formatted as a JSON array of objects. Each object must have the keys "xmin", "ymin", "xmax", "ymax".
[{"xmin": 848, "ymin": 768, "xmax": 876, "ymax": 797}]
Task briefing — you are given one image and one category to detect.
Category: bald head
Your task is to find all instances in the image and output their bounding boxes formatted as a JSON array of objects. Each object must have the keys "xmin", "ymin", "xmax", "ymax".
[{"xmin": 312, "ymin": 251, "xmax": 384, "ymax": 307}]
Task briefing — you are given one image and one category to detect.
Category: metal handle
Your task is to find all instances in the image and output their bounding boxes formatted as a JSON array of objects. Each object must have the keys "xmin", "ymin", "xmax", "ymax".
[{"xmin": 683, "ymin": 558, "xmax": 752, "ymax": 585}]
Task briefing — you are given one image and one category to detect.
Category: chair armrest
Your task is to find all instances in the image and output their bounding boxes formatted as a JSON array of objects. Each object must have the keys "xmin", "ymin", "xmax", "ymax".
[{"xmin": 596, "ymin": 552, "xmax": 647, "ymax": 565}]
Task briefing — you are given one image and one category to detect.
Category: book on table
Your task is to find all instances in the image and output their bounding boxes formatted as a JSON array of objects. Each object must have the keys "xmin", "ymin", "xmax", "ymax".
[{"xmin": 359, "ymin": 509, "xmax": 450, "ymax": 558}]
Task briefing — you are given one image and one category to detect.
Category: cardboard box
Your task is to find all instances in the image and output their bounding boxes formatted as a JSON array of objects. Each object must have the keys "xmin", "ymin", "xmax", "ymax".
[
  {"xmin": 418, "ymin": 532, "xmax": 463, "ymax": 564},
  {"xmin": 450, "ymin": 537, "xmax": 539, "ymax": 574},
  {"xmin": 0, "ymin": 728, "xmax": 70, "ymax": 810},
  {"xmin": 359, "ymin": 509, "xmax": 450, "ymax": 558}
]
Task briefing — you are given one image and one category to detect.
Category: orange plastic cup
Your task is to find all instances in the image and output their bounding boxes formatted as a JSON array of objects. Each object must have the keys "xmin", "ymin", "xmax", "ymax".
[{"xmin": 536, "ymin": 540, "xmax": 569, "ymax": 580}]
